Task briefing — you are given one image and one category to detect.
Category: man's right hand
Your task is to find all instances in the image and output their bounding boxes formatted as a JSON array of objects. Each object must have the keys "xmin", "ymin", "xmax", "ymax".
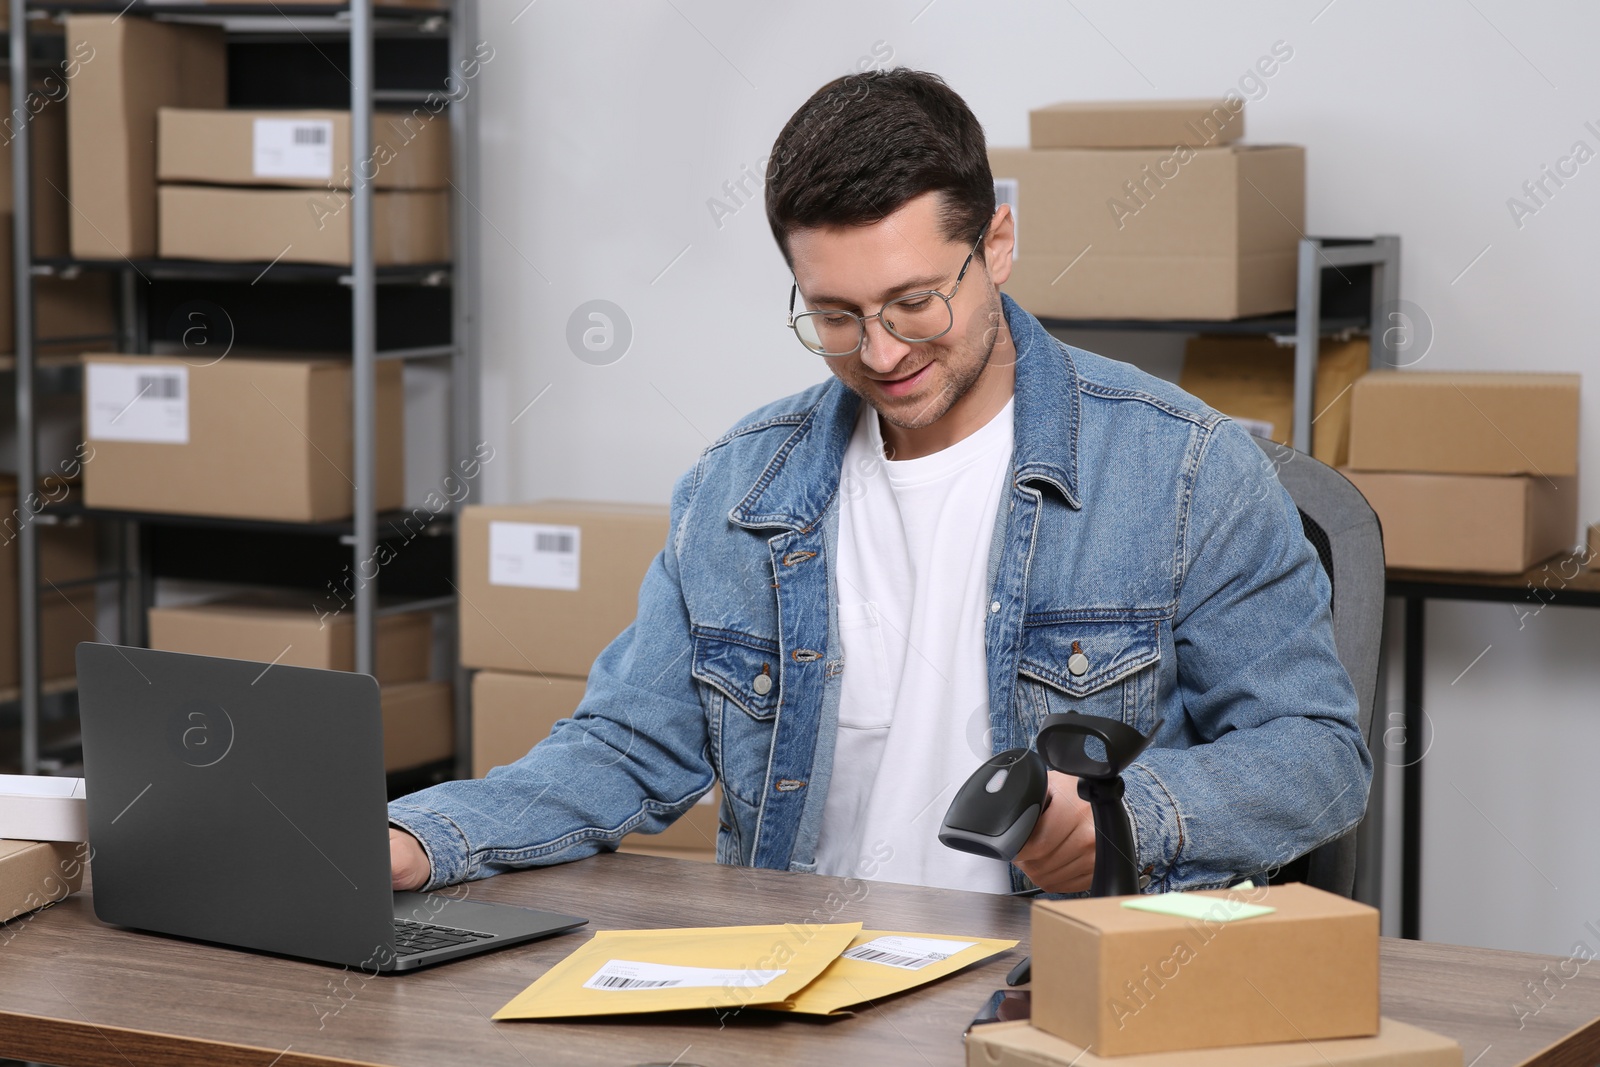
[{"xmin": 390, "ymin": 827, "xmax": 430, "ymax": 891}]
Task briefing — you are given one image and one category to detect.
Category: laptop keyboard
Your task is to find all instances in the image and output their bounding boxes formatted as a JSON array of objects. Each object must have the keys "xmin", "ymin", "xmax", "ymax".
[{"xmin": 393, "ymin": 917, "xmax": 496, "ymax": 957}]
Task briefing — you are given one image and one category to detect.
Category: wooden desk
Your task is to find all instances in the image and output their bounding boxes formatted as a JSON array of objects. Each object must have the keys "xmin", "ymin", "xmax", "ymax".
[
  {"xmin": 3, "ymin": 853, "xmax": 1599, "ymax": 1067},
  {"xmin": 1386, "ymin": 561, "xmax": 1600, "ymax": 939}
]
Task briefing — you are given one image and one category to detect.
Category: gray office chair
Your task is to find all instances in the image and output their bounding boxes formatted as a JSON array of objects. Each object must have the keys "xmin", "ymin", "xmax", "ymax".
[{"xmin": 1252, "ymin": 438, "xmax": 1386, "ymax": 906}]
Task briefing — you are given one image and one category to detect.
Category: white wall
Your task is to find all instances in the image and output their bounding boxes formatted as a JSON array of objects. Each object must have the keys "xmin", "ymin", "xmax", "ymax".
[{"xmin": 471, "ymin": 0, "xmax": 1600, "ymax": 955}]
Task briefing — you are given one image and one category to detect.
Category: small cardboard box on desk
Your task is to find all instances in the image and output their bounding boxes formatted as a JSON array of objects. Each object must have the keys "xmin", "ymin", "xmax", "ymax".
[
  {"xmin": 1, "ymin": 775, "xmax": 89, "ymax": 925},
  {"xmin": 970, "ymin": 884, "xmax": 1460, "ymax": 1066},
  {"xmin": 460, "ymin": 502, "xmax": 720, "ymax": 859}
]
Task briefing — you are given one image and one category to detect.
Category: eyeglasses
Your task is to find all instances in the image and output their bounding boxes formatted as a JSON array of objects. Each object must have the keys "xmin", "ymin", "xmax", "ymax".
[{"xmin": 786, "ymin": 229, "xmax": 986, "ymax": 357}]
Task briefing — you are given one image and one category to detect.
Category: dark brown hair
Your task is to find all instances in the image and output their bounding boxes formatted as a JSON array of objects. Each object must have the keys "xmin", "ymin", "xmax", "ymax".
[{"xmin": 764, "ymin": 68, "xmax": 993, "ymax": 265}]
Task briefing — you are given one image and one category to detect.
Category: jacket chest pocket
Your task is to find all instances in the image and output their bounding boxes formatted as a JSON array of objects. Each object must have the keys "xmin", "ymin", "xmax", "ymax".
[
  {"xmin": 1016, "ymin": 616, "xmax": 1163, "ymax": 736},
  {"xmin": 692, "ymin": 627, "xmax": 780, "ymax": 808}
]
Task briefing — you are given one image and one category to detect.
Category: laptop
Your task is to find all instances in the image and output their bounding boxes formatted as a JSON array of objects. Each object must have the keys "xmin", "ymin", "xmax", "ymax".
[{"xmin": 76, "ymin": 642, "xmax": 586, "ymax": 972}]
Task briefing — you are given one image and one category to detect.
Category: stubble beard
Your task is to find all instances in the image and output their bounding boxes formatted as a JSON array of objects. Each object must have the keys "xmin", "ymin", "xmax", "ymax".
[{"xmin": 869, "ymin": 286, "xmax": 1004, "ymax": 434}]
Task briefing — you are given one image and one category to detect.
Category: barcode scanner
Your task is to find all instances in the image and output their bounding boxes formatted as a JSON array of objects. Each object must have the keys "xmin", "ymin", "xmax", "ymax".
[
  {"xmin": 938, "ymin": 748, "xmax": 1050, "ymax": 860},
  {"xmin": 941, "ymin": 711, "xmax": 1160, "ymax": 988}
]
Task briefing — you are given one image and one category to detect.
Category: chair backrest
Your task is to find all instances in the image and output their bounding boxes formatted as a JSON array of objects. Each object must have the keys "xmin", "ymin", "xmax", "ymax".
[{"xmin": 1252, "ymin": 438, "xmax": 1386, "ymax": 903}]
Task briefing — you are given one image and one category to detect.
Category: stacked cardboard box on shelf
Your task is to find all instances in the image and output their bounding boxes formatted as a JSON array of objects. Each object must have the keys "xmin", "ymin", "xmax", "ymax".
[
  {"xmin": 79, "ymin": 352, "xmax": 404, "ymax": 523},
  {"xmin": 968, "ymin": 885, "xmax": 1460, "ymax": 1066},
  {"xmin": 0, "ymin": 483, "xmax": 98, "ymax": 692},
  {"xmin": 1343, "ymin": 371, "xmax": 1580, "ymax": 574},
  {"xmin": 460, "ymin": 502, "xmax": 721, "ymax": 861},
  {"xmin": 988, "ymin": 99, "xmax": 1304, "ymax": 320},
  {"xmin": 1180, "ymin": 335, "xmax": 1369, "ymax": 468},
  {"xmin": 157, "ymin": 107, "xmax": 451, "ymax": 266},
  {"xmin": 65, "ymin": 14, "xmax": 227, "ymax": 260},
  {"xmin": 148, "ymin": 594, "xmax": 451, "ymax": 772}
]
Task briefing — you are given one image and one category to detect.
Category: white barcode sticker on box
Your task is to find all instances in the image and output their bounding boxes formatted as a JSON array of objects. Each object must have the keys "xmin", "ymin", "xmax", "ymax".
[
  {"xmin": 1232, "ymin": 416, "xmax": 1276, "ymax": 440},
  {"xmin": 582, "ymin": 959, "xmax": 785, "ymax": 991},
  {"xmin": 993, "ymin": 178, "xmax": 1018, "ymax": 258},
  {"xmin": 489, "ymin": 521, "xmax": 582, "ymax": 590},
  {"xmin": 87, "ymin": 363, "xmax": 189, "ymax": 444},
  {"xmin": 253, "ymin": 117, "xmax": 334, "ymax": 179},
  {"xmin": 841, "ymin": 935, "xmax": 978, "ymax": 970}
]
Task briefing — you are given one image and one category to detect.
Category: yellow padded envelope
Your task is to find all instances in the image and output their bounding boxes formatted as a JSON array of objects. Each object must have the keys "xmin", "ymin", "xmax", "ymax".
[
  {"xmin": 492, "ymin": 922, "xmax": 862, "ymax": 1020},
  {"xmin": 771, "ymin": 930, "xmax": 1019, "ymax": 1016}
]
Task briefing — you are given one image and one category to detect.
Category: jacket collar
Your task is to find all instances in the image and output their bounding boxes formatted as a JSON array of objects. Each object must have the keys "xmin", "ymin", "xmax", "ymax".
[{"xmin": 729, "ymin": 292, "xmax": 1080, "ymax": 532}]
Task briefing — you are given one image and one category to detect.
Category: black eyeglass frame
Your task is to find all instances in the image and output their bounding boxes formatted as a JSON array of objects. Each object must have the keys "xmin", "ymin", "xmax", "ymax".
[{"xmin": 785, "ymin": 227, "xmax": 988, "ymax": 357}]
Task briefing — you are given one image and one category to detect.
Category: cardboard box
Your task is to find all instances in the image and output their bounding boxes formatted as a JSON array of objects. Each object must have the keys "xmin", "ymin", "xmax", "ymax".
[
  {"xmin": 381, "ymin": 680, "xmax": 452, "ymax": 771},
  {"xmin": 458, "ymin": 502, "xmax": 670, "ymax": 676},
  {"xmin": 617, "ymin": 842, "xmax": 716, "ymax": 863},
  {"xmin": 0, "ymin": 221, "xmax": 118, "ymax": 357},
  {"xmin": 1586, "ymin": 522, "xmax": 1600, "ymax": 570},
  {"xmin": 1181, "ymin": 335, "xmax": 1369, "ymax": 467},
  {"xmin": 81, "ymin": 353, "xmax": 404, "ymax": 522},
  {"xmin": 158, "ymin": 108, "xmax": 451, "ymax": 190},
  {"xmin": 0, "ymin": 775, "xmax": 87, "ymax": 842},
  {"xmin": 0, "ymin": 493, "xmax": 98, "ymax": 690},
  {"xmin": 158, "ymin": 185, "xmax": 450, "ymax": 266},
  {"xmin": 1031, "ymin": 884, "xmax": 1379, "ymax": 1056},
  {"xmin": 989, "ymin": 144, "xmax": 1303, "ymax": 320},
  {"xmin": 0, "ymin": 83, "xmax": 71, "ymax": 258},
  {"xmin": 0, "ymin": 839, "xmax": 86, "ymax": 924},
  {"xmin": 966, "ymin": 1019, "xmax": 1460, "ymax": 1067},
  {"xmin": 148, "ymin": 595, "xmax": 433, "ymax": 685},
  {"xmin": 471, "ymin": 669, "xmax": 720, "ymax": 849},
  {"xmin": 66, "ymin": 15, "xmax": 226, "ymax": 260},
  {"xmin": 1341, "ymin": 469, "xmax": 1576, "ymax": 574},
  {"xmin": 1030, "ymin": 99, "xmax": 1243, "ymax": 150},
  {"xmin": 1347, "ymin": 371, "xmax": 1580, "ymax": 477}
]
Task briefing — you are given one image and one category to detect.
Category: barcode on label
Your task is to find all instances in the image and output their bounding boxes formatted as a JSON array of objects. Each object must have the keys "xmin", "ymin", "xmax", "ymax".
[
  {"xmin": 582, "ymin": 959, "xmax": 786, "ymax": 992},
  {"xmin": 589, "ymin": 975, "xmax": 679, "ymax": 989},
  {"xmin": 993, "ymin": 178, "xmax": 1019, "ymax": 257},
  {"xmin": 534, "ymin": 531, "xmax": 575, "ymax": 554},
  {"xmin": 137, "ymin": 374, "xmax": 182, "ymax": 400},
  {"xmin": 293, "ymin": 124, "xmax": 328, "ymax": 145},
  {"xmin": 841, "ymin": 935, "xmax": 978, "ymax": 971},
  {"xmin": 489, "ymin": 521, "xmax": 582, "ymax": 590},
  {"xmin": 842, "ymin": 946, "xmax": 946, "ymax": 970}
]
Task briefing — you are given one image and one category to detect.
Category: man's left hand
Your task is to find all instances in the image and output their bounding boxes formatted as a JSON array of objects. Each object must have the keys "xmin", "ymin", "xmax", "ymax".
[{"xmin": 1013, "ymin": 770, "xmax": 1097, "ymax": 893}]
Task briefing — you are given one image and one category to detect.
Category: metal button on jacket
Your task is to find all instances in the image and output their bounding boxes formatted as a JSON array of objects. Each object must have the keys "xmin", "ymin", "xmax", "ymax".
[{"xmin": 752, "ymin": 673, "xmax": 773, "ymax": 695}]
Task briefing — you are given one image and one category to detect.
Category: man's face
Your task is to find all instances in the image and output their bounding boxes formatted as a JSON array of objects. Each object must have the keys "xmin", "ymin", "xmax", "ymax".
[{"xmin": 787, "ymin": 192, "xmax": 1011, "ymax": 436}]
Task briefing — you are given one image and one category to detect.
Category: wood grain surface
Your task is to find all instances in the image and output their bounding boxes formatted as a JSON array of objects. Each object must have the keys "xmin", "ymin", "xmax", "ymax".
[{"xmin": 0, "ymin": 852, "xmax": 1596, "ymax": 1067}]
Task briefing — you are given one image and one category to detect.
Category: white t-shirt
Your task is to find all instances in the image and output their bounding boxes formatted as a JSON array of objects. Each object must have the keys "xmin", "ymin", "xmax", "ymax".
[{"xmin": 814, "ymin": 396, "xmax": 1016, "ymax": 894}]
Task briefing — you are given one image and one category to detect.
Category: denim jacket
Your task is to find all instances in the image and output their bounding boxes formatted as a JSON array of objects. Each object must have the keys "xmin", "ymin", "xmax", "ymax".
[{"xmin": 390, "ymin": 293, "xmax": 1372, "ymax": 895}]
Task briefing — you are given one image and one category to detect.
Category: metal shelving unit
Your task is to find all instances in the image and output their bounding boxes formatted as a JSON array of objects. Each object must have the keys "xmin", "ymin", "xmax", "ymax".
[
  {"xmin": 7, "ymin": 0, "xmax": 480, "ymax": 779},
  {"xmin": 1040, "ymin": 234, "xmax": 1403, "ymax": 454}
]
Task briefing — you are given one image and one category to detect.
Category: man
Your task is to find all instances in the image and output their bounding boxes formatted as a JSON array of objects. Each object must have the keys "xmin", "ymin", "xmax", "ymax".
[{"xmin": 389, "ymin": 69, "xmax": 1370, "ymax": 897}]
